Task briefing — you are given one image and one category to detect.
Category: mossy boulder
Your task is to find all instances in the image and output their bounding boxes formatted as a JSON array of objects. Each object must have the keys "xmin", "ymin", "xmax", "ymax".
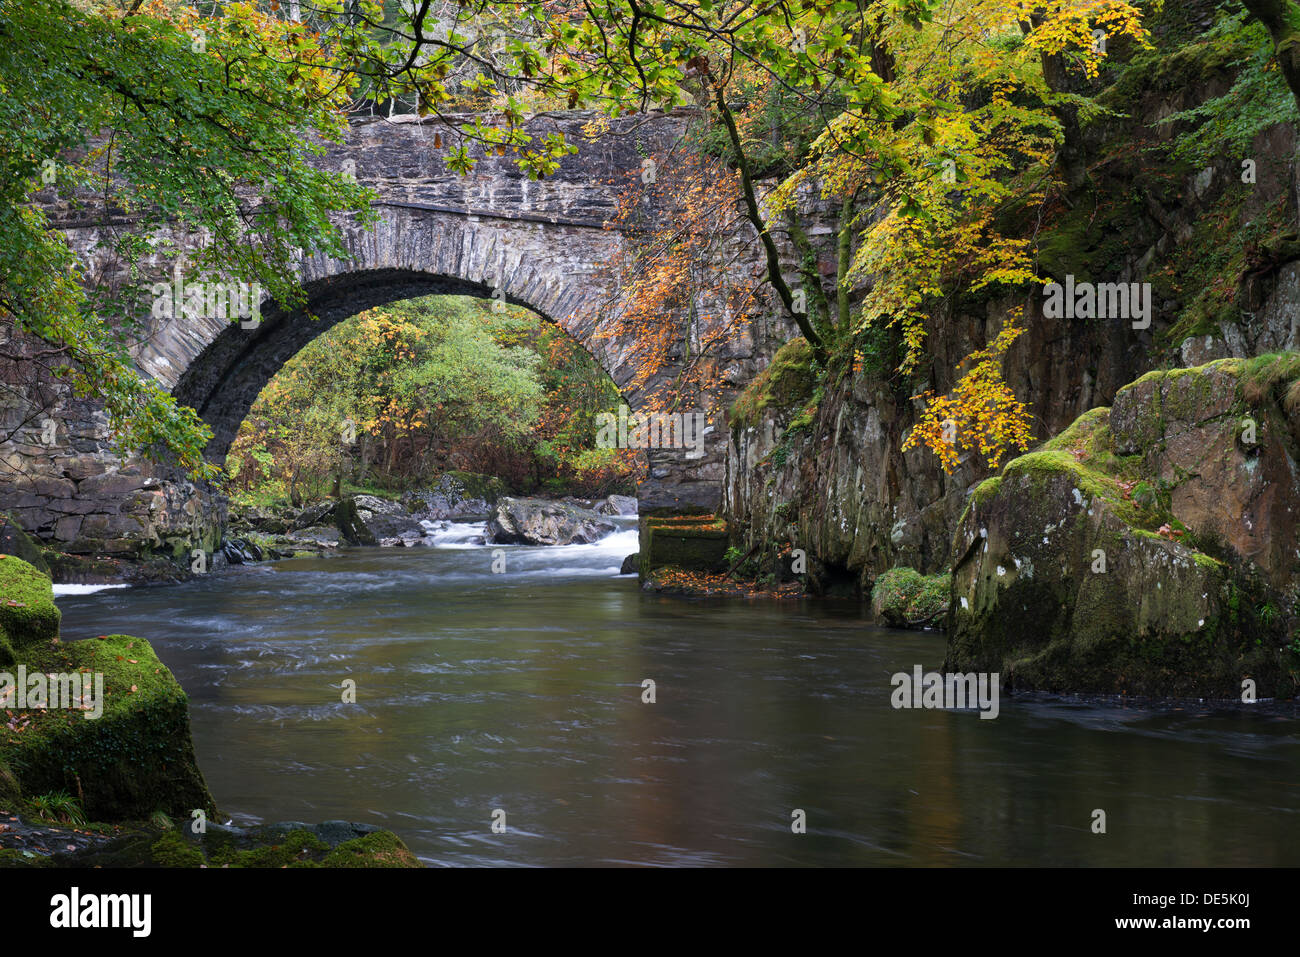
[
  {"xmin": 321, "ymin": 830, "xmax": 421, "ymax": 868},
  {"xmin": 947, "ymin": 356, "xmax": 1300, "ymax": 697},
  {"xmin": 4, "ymin": 632, "xmax": 217, "ymax": 821},
  {"xmin": 871, "ymin": 568, "xmax": 949, "ymax": 628},
  {"xmin": 0, "ymin": 553, "xmax": 61, "ymax": 665},
  {"xmin": 0, "ymin": 557, "xmax": 216, "ymax": 821},
  {"xmin": 1109, "ymin": 356, "xmax": 1300, "ymax": 590},
  {"xmin": 150, "ymin": 829, "xmax": 206, "ymax": 868}
]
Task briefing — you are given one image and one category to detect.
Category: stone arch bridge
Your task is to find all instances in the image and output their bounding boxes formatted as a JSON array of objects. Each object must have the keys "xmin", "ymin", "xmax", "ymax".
[{"xmin": 2, "ymin": 111, "xmax": 782, "ymax": 563}]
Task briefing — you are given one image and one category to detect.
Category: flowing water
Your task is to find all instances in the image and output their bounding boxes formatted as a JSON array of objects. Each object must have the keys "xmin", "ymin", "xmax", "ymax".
[{"xmin": 54, "ymin": 523, "xmax": 1300, "ymax": 867}]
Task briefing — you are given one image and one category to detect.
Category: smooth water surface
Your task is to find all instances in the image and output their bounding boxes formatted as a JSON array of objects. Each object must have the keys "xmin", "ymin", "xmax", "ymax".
[{"xmin": 55, "ymin": 525, "xmax": 1300, "ymax": 866}]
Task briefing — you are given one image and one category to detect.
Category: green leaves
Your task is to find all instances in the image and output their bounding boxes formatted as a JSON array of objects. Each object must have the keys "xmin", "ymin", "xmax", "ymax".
[{"xmin": 1, "ymin": 0, "xmax": 375, "ymax": 478}]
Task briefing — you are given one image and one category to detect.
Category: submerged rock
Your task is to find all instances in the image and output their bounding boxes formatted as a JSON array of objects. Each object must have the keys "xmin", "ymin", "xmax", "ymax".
[
  {"xmin": 486, "ymin": 497, "xmax": 615, "ymax": 546},
  {"xmin": 947, "ymin": 356, "xmax": 1300, "ymax": 698}
]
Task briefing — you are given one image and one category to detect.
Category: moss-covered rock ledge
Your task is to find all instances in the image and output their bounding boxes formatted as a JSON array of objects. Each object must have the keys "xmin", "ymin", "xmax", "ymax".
[
  {"xmin": 62, "ymin": 820, "xmax": 421, "ymax": 868},
  {"xmin": 946, "ymin": 355, "xmax": 1300, "ymax": 697}
]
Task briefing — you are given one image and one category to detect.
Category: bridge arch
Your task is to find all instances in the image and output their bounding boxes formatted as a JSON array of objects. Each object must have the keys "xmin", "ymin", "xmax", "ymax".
[
  {"xmin": 167, "ymin": 206, "xmax": 635, "ymax": 460},
  {"xmin": 1, "ymin": 110, "xmax": 775, "ymax": 560}
]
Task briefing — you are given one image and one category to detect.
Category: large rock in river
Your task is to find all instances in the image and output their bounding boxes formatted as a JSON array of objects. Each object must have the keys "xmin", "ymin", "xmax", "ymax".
[
  {"xmin": 401, "ymin": 472, "xmax": 506, "ymax": 521},
  {"xmin": 946, "ymin": 355, "xmax": 1300, "ymax": 698},
  {"xmin": 487, "ymin": 497, "xmax": 616, "ymax": 546},
  {"xmin": 595, "ymin": 494, "xmax": 638, "ymax": 516},
  {"xmin": 332, "ymin": 495, "xmax": 425, "ymax": 546}
]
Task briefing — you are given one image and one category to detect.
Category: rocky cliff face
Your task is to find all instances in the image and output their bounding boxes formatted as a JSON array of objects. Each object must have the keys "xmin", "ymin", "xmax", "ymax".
[
  {"xmin": 723, "ymin": 8, "xmax": 1300, "ymax": 601},
  {"xmin": 723, "ymin": 291, "xmax": 1152, "ymax": 591}
]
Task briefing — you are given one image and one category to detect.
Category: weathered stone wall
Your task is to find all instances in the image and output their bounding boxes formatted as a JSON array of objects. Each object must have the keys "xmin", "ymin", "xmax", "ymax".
[{"xmin": 0, "ymin": 377, "xmax": 225, "ymax": 569}]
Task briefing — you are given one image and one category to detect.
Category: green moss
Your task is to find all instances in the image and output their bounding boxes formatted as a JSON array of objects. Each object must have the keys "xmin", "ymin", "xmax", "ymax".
[
  {"xmin": 54, "ymin": 823, "xmax": 422, "ymax": 869},
  {"xmin": 1033, "ymin": 190, "xmax": 1144, "ymax": 284},
  {"xmin": 1104, "ymin": 20, "xmax": 1258, "ymax": 104},
  {"xmin": 1151, "ymin": 189, "xmax": 1294, "ymax": 354},
  {"xmin": 3, "ymin": 630, "xmax": 216, "ymax": 821},
  {"xmin": 729, "ymin": 337, "xmax": 816, "ymax": 431},
  {"xmin": 871, "ymin": 567, "xmax": 949, "ymax": 628},
  {"xmin": 640, "ymin": 514, "xmax": 729, "ymax": 574},
  {"xmin": 0, "ymin": 556, "xmax": 61, "ymax": 658},
  {"xmin": 909, "ymin": 574, "xmax": 950, "ymax": 622},
  {"xmin": 322, "ymin": 830, "xmax": 422, "ymax": 868},
  {"xmin": 0, "ymin": 514, "xmax": 50, "ymax": 576},
  {"xmin": 0, "ymin": 847, "xmax": 51, "ymax": 867},
  {"xmin": 0, "ymin": 757, "xmax": 20, "ymax": 808},
  {"xmin": 1040, "ymin": 406, "xmax": 1112, "ymax": 455},
  {"xmin": 227, "ymin": 828, "xmax": 330, "ymax": 868},
  {"xmin": 150, "ymin": 829, "xmax": 204, "ymax": 868},
  {"xmin": 1241, "ymin": 352, "xmax": 1300, "ymax": 403},
  {"xmin": 1001, "ymin": 450, "xmax": 1154, "ymax": 528},
  {"xmin": 958, "ymin": 476, "xmax": 1000, "ymax": 528},
  {"xmin": 971, "ymin": 476, "xmax": 1003, "ymax": 505}
]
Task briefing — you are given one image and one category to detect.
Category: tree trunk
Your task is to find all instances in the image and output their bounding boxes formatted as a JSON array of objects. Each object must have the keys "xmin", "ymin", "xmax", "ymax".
[
  {"xmin": 713, "ymin": 86, "xmax": 826, "ymax": 354},
  {"xmin": 1021, "ymin": 17, "xmax": 1088, "ymax": 190}
]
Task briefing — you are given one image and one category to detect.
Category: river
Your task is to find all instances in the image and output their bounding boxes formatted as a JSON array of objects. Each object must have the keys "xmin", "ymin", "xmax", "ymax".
[{"xmin": 53, "ymin": 522, "xmax": 1300, "ymax": 867}]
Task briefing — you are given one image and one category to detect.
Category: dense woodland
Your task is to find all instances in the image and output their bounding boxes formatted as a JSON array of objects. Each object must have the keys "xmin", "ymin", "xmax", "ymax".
[{"xmin": 225, "ymin": 295, "xmax": 635, "ymax": 505}]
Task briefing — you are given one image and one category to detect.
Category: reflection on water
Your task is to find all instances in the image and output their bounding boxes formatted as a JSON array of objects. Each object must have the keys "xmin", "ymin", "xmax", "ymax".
[{"xmin": 55, "ymin": 522, "xmax": 1300, "ymax": 866}]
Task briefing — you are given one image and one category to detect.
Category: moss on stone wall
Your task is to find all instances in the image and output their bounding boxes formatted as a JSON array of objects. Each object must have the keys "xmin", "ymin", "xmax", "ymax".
[
  {"xmin": 639, "ymin": 514, "xmax": 729, "ymax": 574},
  {"xmin": 729, "ymin": 337, "xmax": 816, "ymax": 432}
]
